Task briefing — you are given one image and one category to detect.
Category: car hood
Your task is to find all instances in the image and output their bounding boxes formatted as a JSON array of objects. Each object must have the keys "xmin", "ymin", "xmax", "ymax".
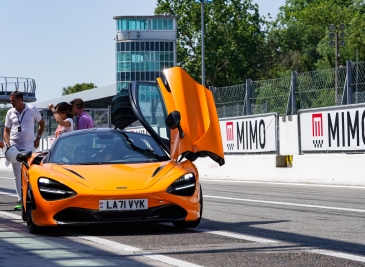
[{"xmin": 51, "ymin": 162, "xmax": 173, "ymax": 191}]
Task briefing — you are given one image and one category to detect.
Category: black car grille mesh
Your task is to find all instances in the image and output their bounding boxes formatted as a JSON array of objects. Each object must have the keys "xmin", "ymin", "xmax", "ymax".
[{"xmin": 53, "ymin": 204, "xmax": 187, "ymax": 224}]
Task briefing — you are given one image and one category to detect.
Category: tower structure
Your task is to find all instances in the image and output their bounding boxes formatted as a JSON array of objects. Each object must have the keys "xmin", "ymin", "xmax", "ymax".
[{"xmin": 113, "ymin": 14, "xmax": 178, "ymax": 93}]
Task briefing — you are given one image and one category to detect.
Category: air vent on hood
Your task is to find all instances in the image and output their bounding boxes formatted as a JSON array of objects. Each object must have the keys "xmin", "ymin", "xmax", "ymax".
[
  {"xmin": 152, "ymin": 165, "xmax": 165, "ymax": 177},
  {"xmin": 65, "ymin": 168, "xmax": 85, "ymax": 179}
]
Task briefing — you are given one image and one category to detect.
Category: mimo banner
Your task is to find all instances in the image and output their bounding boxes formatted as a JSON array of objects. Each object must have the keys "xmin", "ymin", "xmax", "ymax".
[
  {"xmin": 219, "ymin": 113, "xmax": 278, "ymax": 154},
  {"xmin": 298, "ymin": 103, "xmax": 365, "ymax": 153},
  {"xmin": 125, "ymin": 114, "xmax": 279, "ymax": 154}
]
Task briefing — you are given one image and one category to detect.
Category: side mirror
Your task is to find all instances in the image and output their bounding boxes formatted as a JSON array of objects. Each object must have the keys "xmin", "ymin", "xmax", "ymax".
[
  {"xmin": 16, "ymin": 151, "xmax": 32, "ymax": 169},
  {"xmin": 165, "ymin": 111, "xmax": 184, "ymax": 139}
]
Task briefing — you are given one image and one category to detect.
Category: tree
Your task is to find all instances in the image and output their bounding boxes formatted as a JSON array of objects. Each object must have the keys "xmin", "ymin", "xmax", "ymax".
[
  {"xmin": 61, "ymin": 83, "xmax": 97, "ymax": 95},
  {"xmin": 155, "ymin": 0, "xmax": 267, "ymax": 87},
  {"xmin": 316, "ymin": 0, "xmax": 365, "ymax": 69},
  {"xmin": 267, "ymin": 0, "xmax": 364, "ymax": 73}
]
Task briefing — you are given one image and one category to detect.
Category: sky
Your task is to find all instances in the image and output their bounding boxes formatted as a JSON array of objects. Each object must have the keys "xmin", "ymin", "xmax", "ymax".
[{"xmin": 0, "ymin": 0, "xmax": 285, "ymax": 103}]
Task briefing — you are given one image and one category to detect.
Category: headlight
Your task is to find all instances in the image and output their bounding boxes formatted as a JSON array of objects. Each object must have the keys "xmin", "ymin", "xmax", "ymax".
[
  {"xmin": 38, "ymin": 177, "xmax": 77, "ymax": 201},
  {"xmin": 166, "ymin": 173, "xmax": 196, "ymax": 196}
]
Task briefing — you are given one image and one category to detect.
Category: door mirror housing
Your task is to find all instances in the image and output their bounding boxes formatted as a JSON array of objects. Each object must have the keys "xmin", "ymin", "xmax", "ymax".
[
  {"xmin": 16, "ymin": 151, "xmax": 32, "ymax": 169},
  {"xmin": 165, "ymin": 111, "xmax": 184, "ymax": 139}
]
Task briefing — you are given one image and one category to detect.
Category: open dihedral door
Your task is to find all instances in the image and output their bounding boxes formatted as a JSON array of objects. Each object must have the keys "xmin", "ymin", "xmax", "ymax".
[
  {"xmin": 157, "ymin": 67, "xmax": 224, "ymax": 166},
  {"xmin": 110, "ymin": 67, "xmax": 224, "ymax": 166}
]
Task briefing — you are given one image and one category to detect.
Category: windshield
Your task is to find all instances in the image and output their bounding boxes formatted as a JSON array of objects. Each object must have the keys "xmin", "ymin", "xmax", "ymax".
[
  {"xmin": 48, "ymin": 130, "xmax": 169, "ymax": 165},
  {"xmin": 136, "ymin": 83, "xmax": 169, "ymax": 139}
]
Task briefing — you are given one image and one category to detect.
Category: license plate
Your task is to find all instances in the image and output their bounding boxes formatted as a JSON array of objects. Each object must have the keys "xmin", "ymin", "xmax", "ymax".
[{"xmin": 99, "ymin": 199, "xmax": 148, "ymax": 211}]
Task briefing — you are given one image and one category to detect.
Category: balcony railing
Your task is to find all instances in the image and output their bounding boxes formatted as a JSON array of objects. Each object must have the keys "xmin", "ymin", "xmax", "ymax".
[{"xmin": 0, "ymin": 76, "xmax": 37, "ymax": 102}]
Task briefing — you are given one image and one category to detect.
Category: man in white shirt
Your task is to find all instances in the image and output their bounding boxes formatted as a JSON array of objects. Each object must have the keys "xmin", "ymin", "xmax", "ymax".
[{"xmin": 3, "ymin": 91, "xmax": 45, "ymax": 210}]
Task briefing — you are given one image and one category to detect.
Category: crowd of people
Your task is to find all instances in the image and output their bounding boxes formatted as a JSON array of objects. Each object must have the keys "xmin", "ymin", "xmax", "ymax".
[
  {"xmin": 1, "ymin": 91, "xmax": 95, "ymax": 210},
  {"xmin": 47, "ymin": 97, "xmax": 94, "ymax": 136}
]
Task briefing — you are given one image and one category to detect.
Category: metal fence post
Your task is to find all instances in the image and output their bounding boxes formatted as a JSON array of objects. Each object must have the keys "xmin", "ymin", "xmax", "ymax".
[
  {"xmin": 108, "ymin": 105, "xmax": 112, "ymax": 128},
  {"xmin": 90, "ymin": 109, "xmax": 95, "ymax": 121},
  {"xmin": 286, "ymin": 71, "xmax": 297, "ymax": 115},
  {"xmin": 245, "ymin": 79, "xmax": 252, "ymax": 115},
  {"xmin": 47, "ymin": 117, "xmax": 52, "ymax": 136},
  {"xmin": 346, "ymin": 60, "xmax": 353, "ymax": 104}
]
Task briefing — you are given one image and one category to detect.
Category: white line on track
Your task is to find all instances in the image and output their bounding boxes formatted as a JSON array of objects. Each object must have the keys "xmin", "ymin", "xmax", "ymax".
[
  {"xmin": 204, "ymin": 195, "xmax": 365, "ymax": 213},
  {"xmin": 0, "ymin": 211, "xmax": 22, "ymax": 220},
  {"xmin": 0, "ymin": 176, "xmax": 14, "ymax": 180},
  {"xmin": 0, "ymin": 211, "xmax": 202, "ymax": 267},
  {"xmin": 0, "ymin": 211, "xmax": 364, "ymax": 264},
  {"xmin": 308, "ymin": 249, "xmax": 365, "ymax": 263},
  {"xmin": 57, "ymin": 230, "xmax": 204, "ymax": 267},
  {"xmin": 194, "ymin": 228, "xmax": 277, "ymax": 243},
  {"xmin": 200, "ymin": 179, "xmax": 365, "ymax": 189},
  {"xmin": 0, "ymin": 191, "xmax": 17, "ymax": 197}
]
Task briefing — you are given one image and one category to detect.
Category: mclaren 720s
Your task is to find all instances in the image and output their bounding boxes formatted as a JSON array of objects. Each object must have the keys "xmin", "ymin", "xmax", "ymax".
[{"xmin": 17, "ymin": 66, "xmax": 225, "ymax": 233}]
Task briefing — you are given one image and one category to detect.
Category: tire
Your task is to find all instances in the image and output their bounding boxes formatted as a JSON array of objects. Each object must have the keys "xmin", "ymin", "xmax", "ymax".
[
  {"xmin": 21, "ymin": 204, "xmax": 26, "ymax": 221},
  {"xmin": 173, "ymin": 185, "xmax": 203, "ymax": 229},
  {"xmin": 26, "ymin": 191, "xmax": 42, "ymax": 234},
  {"xmin": 21, "ymin": 182, "xmax": 26, "ymax": 221}
]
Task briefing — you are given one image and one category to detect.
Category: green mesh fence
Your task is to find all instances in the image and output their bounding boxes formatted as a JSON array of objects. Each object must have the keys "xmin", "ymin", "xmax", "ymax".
[
  {"xmin": 211, "ymin": 61, "xmax": 365, "ymax": 117},
  {"xmin": 251, "ymin": 76, "xmax": 291, "ymax": 116},
  {"xmin": 211, "ymin": 84, "xmax": 246, "ymax": 118},
  {"xmin": 353, "ymin": 62, "xmax": 365, "ymax": 104},
  {"xmin": 297, "ymin": 67, "xmax": 346, "ymax": 109}
]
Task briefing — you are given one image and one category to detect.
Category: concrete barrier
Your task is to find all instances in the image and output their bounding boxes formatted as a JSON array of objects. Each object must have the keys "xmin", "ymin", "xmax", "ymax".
[
  {"xmin": 194, "ymin": 154, "xmax": 365, "ymax": 186},
  {"xmin": 195, "ymin": 115, "xmax": 365, "ymax": 186}
]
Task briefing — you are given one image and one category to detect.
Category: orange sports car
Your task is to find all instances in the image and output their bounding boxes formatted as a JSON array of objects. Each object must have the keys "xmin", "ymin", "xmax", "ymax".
[{"xmin": 17, "ymin": 67, "xmax": 224, "ymax": 233}]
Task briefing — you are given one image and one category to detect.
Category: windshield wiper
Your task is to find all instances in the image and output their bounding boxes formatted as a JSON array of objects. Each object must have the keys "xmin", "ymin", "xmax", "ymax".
[
  {"xmin": 121, "ymin": 132, "xmax": 160, "ymax": 159},
  {"xmin": 75, "ymin": 162, "xmax": 102, "ymax": 165},
  {"xmin": 145, "ymin": 158, "xmax": 159, "ymax": 163}
]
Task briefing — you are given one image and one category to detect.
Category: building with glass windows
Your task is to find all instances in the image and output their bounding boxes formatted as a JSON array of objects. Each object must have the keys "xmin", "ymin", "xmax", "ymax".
[{"xmin": 113, "ymin": 15, "xmax": 178, "ymax": 93}]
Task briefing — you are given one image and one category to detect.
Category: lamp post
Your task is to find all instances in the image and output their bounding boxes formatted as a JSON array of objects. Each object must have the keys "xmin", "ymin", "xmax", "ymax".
[
  {"xmin": 329, "ymin": 23, "xmax": 345, "ymax": 105},
  {"xmin": 196, "ymin": 0, "xmax": 212, "ymax": 87}
]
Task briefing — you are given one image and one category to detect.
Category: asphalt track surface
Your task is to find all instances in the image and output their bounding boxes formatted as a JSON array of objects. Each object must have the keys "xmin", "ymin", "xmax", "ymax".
[{"xmin": 0, "ymin": 169, "xmax": 365, "ymax": 267}]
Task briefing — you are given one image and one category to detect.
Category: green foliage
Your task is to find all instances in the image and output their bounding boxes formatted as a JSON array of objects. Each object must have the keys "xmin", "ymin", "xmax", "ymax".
[
  {"xmin": 252, "ymin": 77, "xmax": 291, "ymax": 115},
  {"xmin": 316, "ymin": 4, "xmax": 365, "ymax": 69},
  {"xmin": 269, "ymin": 0, "xmax": 365, "ymax": 74},
  {"xmin": 61, "ymin": 83, "xmax": 97, "ymax": 95},
  {"xmin": 154, "ymin": 0, "xmax": 365, "ymax": 114},
  {"xmin": 155, "ymin": 0, "xmax": 267, "ymax": 87},
  {"xmin": 0, "ymin": 104, "xmax": 11, "ymax": 124}
]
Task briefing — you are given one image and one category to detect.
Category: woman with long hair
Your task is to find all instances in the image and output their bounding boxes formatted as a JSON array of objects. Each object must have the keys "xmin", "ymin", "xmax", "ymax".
[{"xmin": 48, "ymin": 102, "xmax": 74, "ymax": 138}]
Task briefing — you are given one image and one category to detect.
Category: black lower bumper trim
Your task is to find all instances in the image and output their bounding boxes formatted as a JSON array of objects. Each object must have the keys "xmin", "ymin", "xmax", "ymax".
[{"xmin": 53, "ymin": 204, "xmax": 187, "ymax": 225}]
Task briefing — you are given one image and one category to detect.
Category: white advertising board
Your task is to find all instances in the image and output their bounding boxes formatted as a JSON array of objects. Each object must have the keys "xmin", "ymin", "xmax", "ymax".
[
  {"xmin": 299, "ymin": 104, "xmax": 365, "ymax": 152},
  {"xmin": 219, "ymin": 114, "xmax": 278, "ymax": 153},
  {"xmin": 125, "ymin": 114, "xmax": 278, "ymax": 154}
]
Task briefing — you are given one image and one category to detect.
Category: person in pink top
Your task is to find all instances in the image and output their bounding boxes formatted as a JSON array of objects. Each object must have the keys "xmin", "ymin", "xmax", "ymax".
[
  {"xmin": 48, "ymin": 102, "xmax": 74, "ymax": 138},
  {"xmin": 70, "ymin": 98, "xmax": 94, "ymax": 130}
]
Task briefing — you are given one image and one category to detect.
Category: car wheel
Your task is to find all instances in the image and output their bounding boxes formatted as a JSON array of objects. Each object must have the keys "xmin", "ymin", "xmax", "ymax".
[
  {"xmin": 173, "ymin": 185, "xmax": 203, "ymax": 228},
  {"xmin": 21, "ymin": 204, "xmax": 26, "ymax": 221},
  {"xmin": 26, "ymin": 192, "xmax": 41, "ymax": 234}
]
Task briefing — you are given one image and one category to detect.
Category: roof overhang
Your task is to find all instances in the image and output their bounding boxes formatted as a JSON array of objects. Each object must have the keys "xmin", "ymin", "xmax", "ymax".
[{"xmin": 32, "ymin": 84, "xmax": 116, "ymax": 109}]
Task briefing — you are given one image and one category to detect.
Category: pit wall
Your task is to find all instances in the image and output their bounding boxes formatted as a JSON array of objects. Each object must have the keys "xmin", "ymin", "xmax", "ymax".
[{"xmin": 195, "ymin": 115, "xmax": 365, "ymax": 186}]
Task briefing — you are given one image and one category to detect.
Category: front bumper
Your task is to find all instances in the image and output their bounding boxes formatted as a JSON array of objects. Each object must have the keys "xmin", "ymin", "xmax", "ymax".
[{"xmin": 54, "ymin": 204, "xmax": 187, "ymax": 226}]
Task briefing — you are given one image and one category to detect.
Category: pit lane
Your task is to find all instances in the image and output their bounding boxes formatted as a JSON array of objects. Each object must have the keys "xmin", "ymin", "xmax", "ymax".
[{"xmin": 0, "ymin": 177, "xmax": 364, "ymax": 267}]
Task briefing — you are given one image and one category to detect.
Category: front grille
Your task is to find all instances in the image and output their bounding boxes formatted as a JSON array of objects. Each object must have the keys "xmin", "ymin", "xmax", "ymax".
[{"xmin": 53, "ymin": 204, "xmax": 187, "ymax": 225}]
